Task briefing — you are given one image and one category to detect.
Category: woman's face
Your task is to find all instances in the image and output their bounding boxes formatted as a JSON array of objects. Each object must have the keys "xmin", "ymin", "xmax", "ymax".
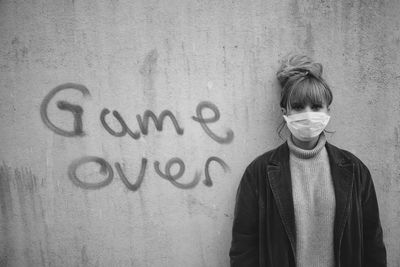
[
  {"xmin": 283, "ymin": 102, "xmax": 329, "ymax": 116},
  {"xmin": 282, "ymin": 102, "xmax": 330, "ymax": 149}
]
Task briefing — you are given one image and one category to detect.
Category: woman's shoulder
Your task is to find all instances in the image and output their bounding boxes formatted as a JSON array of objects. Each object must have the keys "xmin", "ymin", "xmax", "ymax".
[
  {"xmin": 325, "ymin": 142, "xmax": 371, "ymax": 173},
  {"xmin": 245, "ymin": 142, "xmax": 288, "ymax": 171},
  {"xmin": 238, "ymin": 144, "xmax": 286, "ymax": 190}
]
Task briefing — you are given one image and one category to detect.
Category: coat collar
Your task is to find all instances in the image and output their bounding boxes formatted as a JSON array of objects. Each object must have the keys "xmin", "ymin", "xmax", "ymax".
[{"xmin": 266, "ymin": 141, "xmax": 354, "ymax": 258}]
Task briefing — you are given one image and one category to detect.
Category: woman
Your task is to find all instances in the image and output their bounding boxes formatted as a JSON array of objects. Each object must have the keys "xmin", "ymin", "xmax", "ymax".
[{"xmin": 229, "ymin": 54, "xmax": 386, "ymax": 267}]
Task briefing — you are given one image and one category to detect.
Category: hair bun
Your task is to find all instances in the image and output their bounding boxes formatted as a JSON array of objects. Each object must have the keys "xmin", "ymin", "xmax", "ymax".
[{"xmin": 276, "ymin": 54, "xmax": 323, "ymax": 88}]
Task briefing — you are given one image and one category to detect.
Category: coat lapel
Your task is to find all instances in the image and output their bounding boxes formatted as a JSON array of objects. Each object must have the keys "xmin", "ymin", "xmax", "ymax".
[
  {"xmin": 326, "ymin": 143, "xmax": 354, "ymax": 258},
  {"xmin": 267, "ymin": 143, "xmax": 296, "ymax": 257}
]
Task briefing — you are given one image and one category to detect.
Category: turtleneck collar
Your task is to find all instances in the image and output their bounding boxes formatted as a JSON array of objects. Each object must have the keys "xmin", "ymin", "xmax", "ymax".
[{"xmin": 287, "ymin": 133, "xmax": 327, "ymax": 159}]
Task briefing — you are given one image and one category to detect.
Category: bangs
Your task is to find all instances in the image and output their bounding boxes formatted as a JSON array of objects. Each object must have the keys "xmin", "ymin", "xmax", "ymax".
[{"xmin": 287, "ymin": 77, "xmax": 332, "ymax": 109}]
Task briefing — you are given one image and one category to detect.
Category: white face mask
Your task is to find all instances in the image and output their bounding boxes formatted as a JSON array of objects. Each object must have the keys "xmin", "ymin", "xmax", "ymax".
[{"xmin": 283, "ymin": 112, "xmax": 330, "ymax": 141}]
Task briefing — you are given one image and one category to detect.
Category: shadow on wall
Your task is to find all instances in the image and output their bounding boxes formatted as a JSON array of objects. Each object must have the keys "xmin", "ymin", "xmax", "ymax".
[{"xmin": 0, "ymin": 163, "xmax": 50, "ymax": 267}]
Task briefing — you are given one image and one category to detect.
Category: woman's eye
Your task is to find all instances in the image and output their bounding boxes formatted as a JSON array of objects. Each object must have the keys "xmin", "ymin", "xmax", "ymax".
[
  {"xmin": 292, "ymin": 105, "xmax": 303, "ymax": 110},
  {"xmin": 312, "ymin": 105, "xmax": 322, "ymax": 111}
]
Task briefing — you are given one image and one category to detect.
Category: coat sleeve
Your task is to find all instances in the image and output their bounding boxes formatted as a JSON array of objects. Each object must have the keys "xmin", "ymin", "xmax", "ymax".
[
  {"xmin": 361, "ymin": 165, "xmax": 387, "ymax": 267},
  {"xmin": 229, "ymin": 167, "xmax": 259, "ymax": 267}
]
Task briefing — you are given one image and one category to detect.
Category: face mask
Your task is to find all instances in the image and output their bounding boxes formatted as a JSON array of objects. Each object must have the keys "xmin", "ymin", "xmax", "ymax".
[{"xmin": 283, "ymin": 112, "xmax": 330, "ymax": 141}]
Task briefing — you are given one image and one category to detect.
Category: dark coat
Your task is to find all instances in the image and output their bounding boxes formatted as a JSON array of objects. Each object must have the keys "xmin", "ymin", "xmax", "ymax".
[{"xmin": 229, "ymin": 141, "xmax": 386, "ymax": 267}]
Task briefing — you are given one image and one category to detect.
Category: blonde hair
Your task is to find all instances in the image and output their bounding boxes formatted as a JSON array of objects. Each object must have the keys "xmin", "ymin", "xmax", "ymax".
[{"xmin": 276, "ymin": 54, "xmax": 332, "ymax": 110}]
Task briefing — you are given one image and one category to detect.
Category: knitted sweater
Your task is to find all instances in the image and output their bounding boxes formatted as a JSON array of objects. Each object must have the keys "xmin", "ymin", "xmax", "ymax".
[{"xmin": 287, "ymin": 134, "xmax": 335, "ymax": 267}]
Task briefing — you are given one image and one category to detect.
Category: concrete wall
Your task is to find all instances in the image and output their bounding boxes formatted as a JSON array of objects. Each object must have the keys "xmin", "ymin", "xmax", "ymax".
[{"xmin": 1, "ymin": 0, "xmax": 399, "ymax": 266}]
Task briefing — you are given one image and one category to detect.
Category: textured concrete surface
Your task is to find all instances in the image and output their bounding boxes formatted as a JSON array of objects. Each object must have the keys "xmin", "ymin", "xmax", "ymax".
[{"xmin": 1, "ymin": 0, "xmax": 400, "ymax": 266}]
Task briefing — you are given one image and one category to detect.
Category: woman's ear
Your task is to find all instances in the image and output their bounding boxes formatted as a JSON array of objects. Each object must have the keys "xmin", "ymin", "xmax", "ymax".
[{"xmin": 281, "ymin": 108, "xmax": 287, "ymax": 115}]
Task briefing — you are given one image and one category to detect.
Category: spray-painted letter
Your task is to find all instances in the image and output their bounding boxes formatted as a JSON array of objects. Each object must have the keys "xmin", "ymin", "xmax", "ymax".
[
  {"xmin": 154, "ymin": 158, "xmax": 201, "ymax": 189},
  {"xmin": 100, "ymin": 109, "xmax": 141, "ymax": 139},
  {"xmin": 203, "ymin": 156, "xmax": 230, "ymax": 187},
  {"xmin": 192, "ymin": 101, "xmax": 234, "ymax": 144},
  {"xmin": 115, "ymin": 158, "xmax": 147, "ymax": 191},
  {"xmin": 40, "ymin": 83, "xmax": 90, "ymax": 137},
  {"xmin": 137, "ymin": 110, "xmax": 184, "ymax": 135},
  {"xmin": 68, "ymin": 156, "xmax": 113, "ymax": 190}
]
